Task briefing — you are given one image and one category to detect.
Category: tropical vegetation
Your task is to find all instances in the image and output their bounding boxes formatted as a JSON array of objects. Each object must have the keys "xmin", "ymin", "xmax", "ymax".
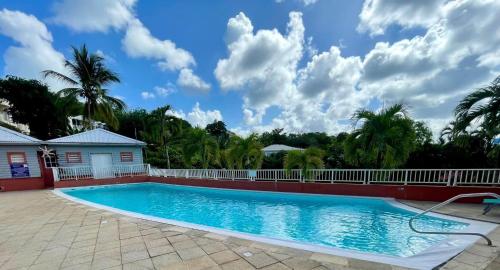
[
  {"xmin": 0, "ymin": 44, "xmax": 498, "ymax": 170},
  {"xmin": 43, "ymin": 44, "xmax": 125, "ymax": 129}
]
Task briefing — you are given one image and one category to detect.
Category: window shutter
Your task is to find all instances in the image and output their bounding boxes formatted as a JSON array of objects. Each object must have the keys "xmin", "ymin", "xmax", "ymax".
[
  {"xmin": 120, "ymin": 152, "xmax": 133, "ymax": 162},
  {"xmin": 66, "ymin": 152, "xmax": 82, "ymax": 163}
]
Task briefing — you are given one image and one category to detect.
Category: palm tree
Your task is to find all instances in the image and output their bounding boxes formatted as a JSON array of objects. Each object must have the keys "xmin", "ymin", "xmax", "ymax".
[
  {"xmin": 344, "ymin": 104, "xmax": 416, "ymax": 168},
  {"xmin": 183, "ymin": 128, "xmax": 219, "ymax": 168},
  {"xmin": 43, "ymin": 44, "xmax": 125, "ymax": 129},
  {"xmin": 455, "ymin": 75, "xmax": 500, "ymax": 131},
  {"xmin": 142, "ymin": 105, "xmax": 183, "ymax": 169},
  {"xmin": 284, "ymin": 147, "xmax": 325, "ymax": 177},
  {"xmin": 225, "ymin": 134, "xmax": 264, "ymax": 169}
]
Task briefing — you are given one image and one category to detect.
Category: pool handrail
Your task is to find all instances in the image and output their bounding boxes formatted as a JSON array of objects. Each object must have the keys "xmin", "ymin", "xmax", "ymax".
[{"xmin": 409, "ymin": 192, "xmax": 500, "ymax": 246}]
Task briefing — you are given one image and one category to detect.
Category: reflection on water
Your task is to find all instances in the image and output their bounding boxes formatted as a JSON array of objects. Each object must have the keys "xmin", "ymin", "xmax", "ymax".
[{"xmin": 64, "ymin": 183, "xmax": 467, "ymax": 257}]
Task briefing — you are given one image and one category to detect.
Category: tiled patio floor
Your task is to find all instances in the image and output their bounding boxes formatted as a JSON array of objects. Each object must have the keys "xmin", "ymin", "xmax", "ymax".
[{"xmin": 0, "ymin": 190, "xmax": 498, "ymax": 270}]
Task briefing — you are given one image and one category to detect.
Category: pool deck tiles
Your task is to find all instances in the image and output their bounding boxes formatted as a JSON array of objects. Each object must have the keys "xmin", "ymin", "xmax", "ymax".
[{"xmin": 0, "ymin": 190, "xmax": 499, "ymax": 270}]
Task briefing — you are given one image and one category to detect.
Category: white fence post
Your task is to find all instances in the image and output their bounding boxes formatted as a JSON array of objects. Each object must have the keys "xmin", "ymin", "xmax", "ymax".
[{"xmin": 52, "ymin": 167, "xmax": 60, "ymax": 182}]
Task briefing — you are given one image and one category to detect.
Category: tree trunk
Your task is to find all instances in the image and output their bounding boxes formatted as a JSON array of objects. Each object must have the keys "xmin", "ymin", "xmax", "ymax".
[
  {"xmin": 166, "ymin": 145, "xmax": 170, "ymax": 169},
  {"xmin": 87, "ymin": 102, "xmax": 92, "ymax": 129}
]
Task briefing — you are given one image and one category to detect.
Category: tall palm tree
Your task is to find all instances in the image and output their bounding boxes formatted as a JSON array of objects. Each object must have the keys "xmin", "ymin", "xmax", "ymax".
[
  {"xmin": 284, "ymin": 147, "xmax": 325, "ymax": 177},
  {"xmin": 142, "ymin": 105, "xmax": 183, "ymax": 169},
  {"xmin": 183, "ymin": 128, "xmax": 219, "ymax": 168},
  {"xmin": 225, "ymin": 134, "xmax": 264, "ymax": 169},
  {"xmin": 455, "ymin": 75, "xmax": 500, "ymax": 131},
  {"xmin": 43, "ymin": 44, "xmax": 125, "ymax": 129},
  {"xmin": 344, "ymin": 104, "xmax": 416, "ymax": 168}
]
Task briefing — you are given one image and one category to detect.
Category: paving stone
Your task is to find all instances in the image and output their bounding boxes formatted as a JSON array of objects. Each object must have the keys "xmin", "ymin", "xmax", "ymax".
[
  {"xmin": 221, "ymin": 258, "xmax": 256, "ymax": 270},
  {"xmin": 172, "ymin": 239, "xmax": 198, "ymax": 250},
  {"xmin": 152, "ymin": 253, "xmax": 182, "ymax": 269},
  {"xmin": 310, "ymin": 253, "xmax": 349, "ymax": 266},
  {"xmin": 177, "ymin": 246, "xmax": 207, "ymax": 261},
  {"xmin": 168, "ymin": 234, "xmax": 191, "ymax": 243},
  {"xmin": 91, "ymin": 257, "xmax": 122, "ymax": 270},
  {"xmin": 122, "ymin": 249, "xmax": 150, "ymax": 264},
  {"xmin": 210, "ymin": 250, "xmax": 241, "ymax": 265},
  {"xmin": 243, "ymin": 252, "xmax": 278, "ymax": 268},
  {"xmin": 282, "ymin": 257, "xmax": 321, "ymax": 270},
  {"xmin": 201, "ymin": 242, "xmax": 228, "ymax": 254},
  {"xmin": 147, "ymin": 244, "xmax": 175, "ymax": 257},
  {"xmin": 260, "ymin": 263, "xmax": 291, "ymax": 270},
  {"xmin": 122, "ymin": 258, "xmax": 155, "ymax": 270}
]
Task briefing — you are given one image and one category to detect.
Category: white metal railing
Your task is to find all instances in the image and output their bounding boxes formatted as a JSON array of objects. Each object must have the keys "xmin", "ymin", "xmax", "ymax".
[
  {"xmin": 53, "ymin": 164, "xmax": 150, "ymax": 181},
  {"xmin": 149, "ymin": 168, "xmax": 500, "ymax": 186}
]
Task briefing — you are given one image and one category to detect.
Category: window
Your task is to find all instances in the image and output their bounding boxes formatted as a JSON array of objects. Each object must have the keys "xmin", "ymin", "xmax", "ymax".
[
  {"xmin": 65, "ymin": 152, "xmax": 82, "ymax": 163},
  {"xmin": 7, "ymin": 152, "xmax": 26, "ymax": 164},
  {"xmin": 120, "ymin": 152, "xmax": 133, "ymax": 162},
  {"xmin": 43, "ymin": 155, "xmax": 59, "ymax": 168}
]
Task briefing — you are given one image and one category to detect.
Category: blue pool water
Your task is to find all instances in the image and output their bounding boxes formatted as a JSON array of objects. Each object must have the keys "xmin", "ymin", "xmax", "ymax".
[{"xmin": 61, "ymin": 183, "xmax": 468, "ymax": 257}]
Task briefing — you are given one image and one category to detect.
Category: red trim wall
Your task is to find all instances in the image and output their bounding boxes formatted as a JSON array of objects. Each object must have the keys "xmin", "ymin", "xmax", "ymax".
[
  {"xmin": 151, "ymin": 177, "xmax": 500, "ymax": 203},
  {"xmin": 0, "ymin": 177, "xmax": 46, "ymax": 192},
  {"xmin": 54, "ymin": 175, "xmax": 150, "ymax": 188}
]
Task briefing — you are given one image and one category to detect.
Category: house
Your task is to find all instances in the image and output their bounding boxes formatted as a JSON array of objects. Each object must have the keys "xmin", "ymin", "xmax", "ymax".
[
  {"xmin": 0, "ymin": 99, "xmax": 30, "ymax": 133},
  {"xmin": 45, "ymin": 129, "xmax": 146, "ymax": 178},
  {"xmin": 68, "ymin": 115, "xmax": 107, "ymax": 130},
  {"xmin": 0, "ymin": 126, "xmax": 45, "ymax": 191},
  {"xmin": 262, "ymin": 144, "xmax": 304, "ymax": 156}
]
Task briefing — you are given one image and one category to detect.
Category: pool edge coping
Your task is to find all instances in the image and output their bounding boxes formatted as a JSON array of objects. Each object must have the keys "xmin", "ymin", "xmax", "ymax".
[{"xmin": 52, "ymin": 182, "xmax": 498, "ymax": 270}]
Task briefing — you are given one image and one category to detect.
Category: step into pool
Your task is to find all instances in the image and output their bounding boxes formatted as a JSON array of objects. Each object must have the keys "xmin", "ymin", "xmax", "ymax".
[{"xmin": 56, "ymin": 182, "xmax": 495, "ymax": 269}]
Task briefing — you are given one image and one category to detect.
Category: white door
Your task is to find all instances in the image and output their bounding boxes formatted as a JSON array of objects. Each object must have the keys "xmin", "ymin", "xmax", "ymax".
[{"xmin": 90, "ymin": 154, "xmax": 113, "ymax": 179}]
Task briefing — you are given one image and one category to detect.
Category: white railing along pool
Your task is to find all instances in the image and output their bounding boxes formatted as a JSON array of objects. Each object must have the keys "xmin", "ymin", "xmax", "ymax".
[
  {"xmin": 52, "ymin": 165, "xmax": 500, "ymax": 186},
  {"xmin": 149, "ymin": 168, "xmax": 500, "ymax": 186},
  {"xmin": 52, "ymin": 164, "xmax": 149, "ymax": 181}
]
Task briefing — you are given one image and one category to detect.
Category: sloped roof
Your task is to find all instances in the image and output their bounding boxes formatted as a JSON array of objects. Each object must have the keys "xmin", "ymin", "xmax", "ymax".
[
  {"xmin": 0, "ymin": 126, "xmax": 41, "ymax": 145},
  {"xmin": 46, "ymin": 128, "xmax": 146, "ymax": 146},
  {"xmin": 262, "ymin": 144, "xmax": 304, "ymax": 152}
]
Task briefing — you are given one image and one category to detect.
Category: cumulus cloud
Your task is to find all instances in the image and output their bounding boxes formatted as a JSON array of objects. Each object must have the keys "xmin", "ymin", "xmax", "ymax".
[
  {"xmin": 154, "ymin": 83, "xmax": 177, "ymax": 97},
  {"xmin": 177, "ymin": 68, "xmax": 210, "ymax": 92},
  {"xmin": 357, "ymin": 0, "xmax": 447, "ymax": 36},
  {"xmin": 122, "ymin": 19, "xmax": 195, "ymax": 71},
  {"xmin": 360, "ymin": 0, "xmax": 500, "ymax": 123},
  {"xmin": 166, "ymin": 102, "xmax": 223, "ymax": 128},
  {"xmin": 51, "ymin": 0, "xmax": 136, "ymax": 32},
  {"xmin": 50, "ymin": 0, "xmax": 209, "ymax": 85},
  {"xmin": 215, "ymin": 11, "xmax": 304, "ymax": 115},
  {"xmin": 0, "ymin": 9, "xmax": 67, "ymax": 91},
  {"xmin": 141, "ymin": 91, "xmax": 155, "ymax": 99},
  {"xmin": 217, "ymin": 0, "xmax": 500, "ymax": 136},
  {"xmin": 216, "ymin": 11, "xmax": 366, "ymax": 134},
  {"xmin": 275, "ymin": 0, "xmax": 319, "ymax": 6}
]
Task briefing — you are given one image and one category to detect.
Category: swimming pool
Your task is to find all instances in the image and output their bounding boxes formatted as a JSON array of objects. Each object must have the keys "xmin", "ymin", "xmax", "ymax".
[{"xmin": 57, "ymin": 183, "xmax": 495, "ymax": 269}]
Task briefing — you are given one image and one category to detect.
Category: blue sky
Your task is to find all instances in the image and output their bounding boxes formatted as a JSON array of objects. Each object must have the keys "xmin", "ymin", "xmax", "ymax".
[{"xmin": 0, "ymin": 0, "xmax": 499, "ymax": 136}]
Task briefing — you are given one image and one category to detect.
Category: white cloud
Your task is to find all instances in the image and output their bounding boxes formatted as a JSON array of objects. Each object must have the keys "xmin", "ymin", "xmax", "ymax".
[
  {"xmin": 215, "ymin": 11, "xmax": 304, "ymax": 114},
  {"xmin": 166, "ymin": 102, "xmax": 223, "ymax": 128},
  {"xmin": 216, "ymin": 1, "xmax": 500, "ymax": 136},
  {"xmin": 216, "ymin": 11, "xmax": 366, "ymax": 135},
  {"xmin": 154, "ymin": 83, "xmax": 177, "ymax": 97},
  {"xmin": 122, "ymin": 19, "xmax": 195, "ymax": 71},
  {"xmin": 50, "ymin": 0, "xmax": 209, "ymax": 87},
  {"xmin": 360, "ymin": 0, "xmax": 500, "ymax": 124},
  {"xmin": 177, "ymin": 68, "xmax": 210, "ymax": 92},
  {"xmin": 357, "ymin": 0, "xmax": 447, "ymax": 36},
  {"xmin": 51, "ymin": 0, "xmax": 136, "ymax": 32},
  {"xmin": 275, "ymin": 0, "xmax": 319, "ymax": 6},
  {"xmin": 0, "ymin": 9, "xmax": 67, "ymax": 91},
  {"xmin": 141, "ymin": 91, "xmax": 155, "ymax": 99}
]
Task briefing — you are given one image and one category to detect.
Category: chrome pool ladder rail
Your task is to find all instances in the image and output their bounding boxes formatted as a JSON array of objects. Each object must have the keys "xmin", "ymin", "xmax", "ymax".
[{"xmin": 409, "ymin": 192, "xmax": 500, "ymax": 246}]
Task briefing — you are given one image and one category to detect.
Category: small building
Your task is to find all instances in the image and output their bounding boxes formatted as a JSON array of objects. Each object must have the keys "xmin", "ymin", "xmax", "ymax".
[
  {"xmin": 0, "ymin": 99, "xmax": 30, "ymax": 133},
  {"xmin": 0, "ymin": 126, "xmax": 44, "ymax": 191},
  {"xmin": 68, "ymin": 115, "xmax": 107, "ymax": 130},
  {"xmin": 262, "ymin": 144, "xmax": 304, "ymax": 156},
  {"xmin": 45, "ymin": 128, "xmax": 146, "ymax": 178}
]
